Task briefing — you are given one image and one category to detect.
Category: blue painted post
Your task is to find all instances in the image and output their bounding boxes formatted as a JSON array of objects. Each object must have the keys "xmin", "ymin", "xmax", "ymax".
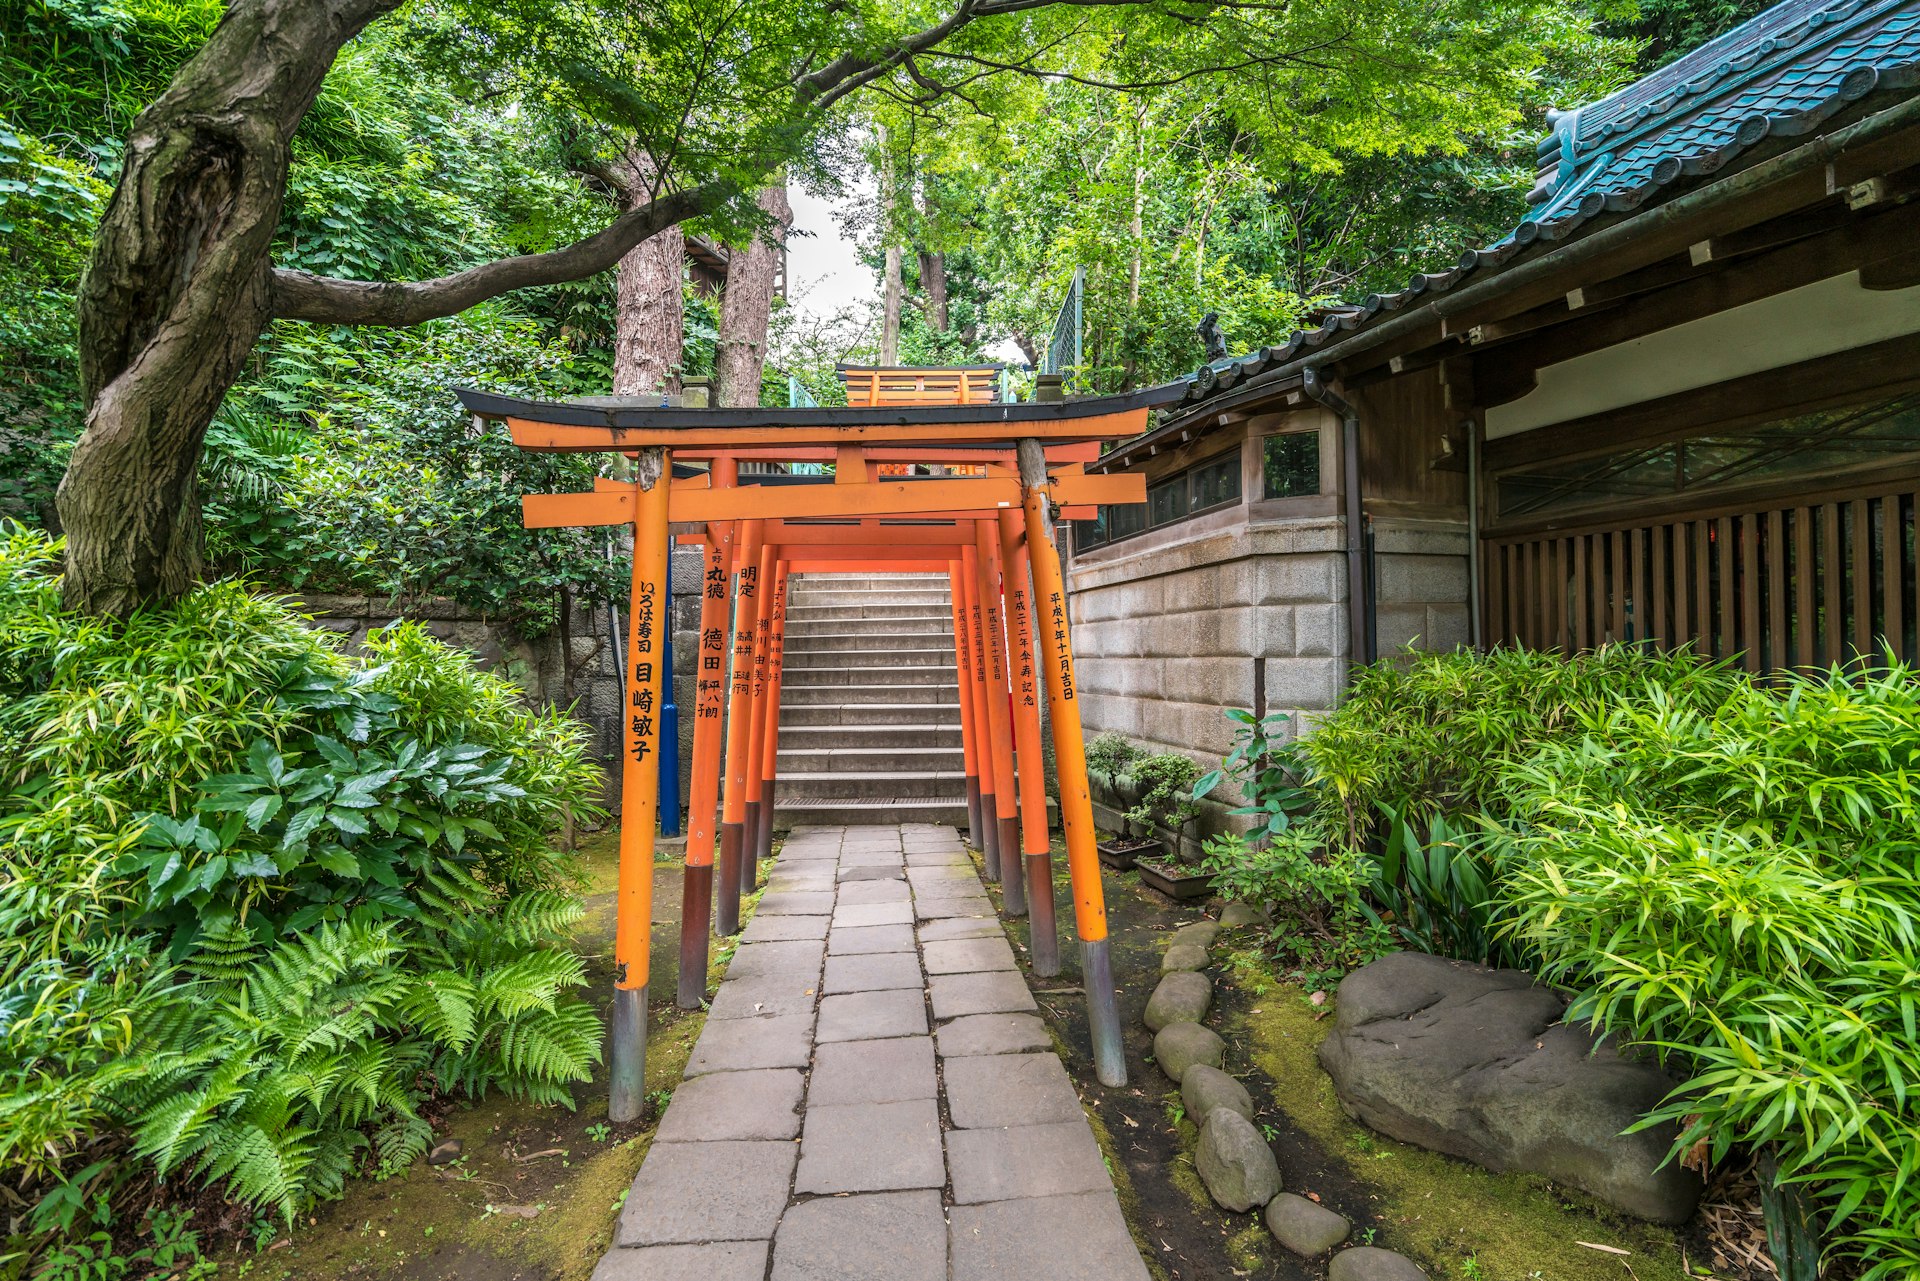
[{"xmin": 657, "ymin": 610, "xmax": 683, "ymax": 835}]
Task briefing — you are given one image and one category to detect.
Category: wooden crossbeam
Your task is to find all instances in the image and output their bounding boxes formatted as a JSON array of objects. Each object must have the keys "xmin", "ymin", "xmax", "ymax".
[
  {"xmin": 504, "ymin": 409, "xmax": 1149, "ymax": 452},
  {"xmin": 527, "ymin": 472, "xmax": 1142, "ymax": 529}
]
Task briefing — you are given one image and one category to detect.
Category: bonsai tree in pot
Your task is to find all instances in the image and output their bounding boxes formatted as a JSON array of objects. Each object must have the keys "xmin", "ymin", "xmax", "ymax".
[
  {"xmin": 1128, "ymin": 751, "xmax": 1207, "ymax": 899},
  {"xmin": 1086, "ymin": 732, "xmax": 1151, "ymax": 867}
]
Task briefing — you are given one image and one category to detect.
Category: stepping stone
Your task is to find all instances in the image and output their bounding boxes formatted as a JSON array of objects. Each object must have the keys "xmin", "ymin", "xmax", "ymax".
[
  {"xmin": 1153, "ymin": 1021, "xmax": 1225, "ymax": 1083},
  {"xmin": 769, "ymin": 1191, "xmax": 946, "ymax": 1281},
  {"xmin": 617, "ymin": 1140, "xmax": 796, "ymax": 1245},
  {"xmin": 822, "ymin": 952, "xmax": 923, "ymax": 994},
  {"xmin": 1330, "ymin": 1247, "xmax": 1429, "ymax": 1281},
  {"xmin": 816, "ymin": 989, "xmax": 929, "ymax": 1043},
  {"xmin": 1266, "ymin": 1193, "xmax": 1351, "ymax": 1256},
  {"xmin": 757, "ymin": 891, "xmax": 835, "ymax": 916},
  {"xmin": 1144, "ymin": 971, "xmax": 1213, "ymax": 1032},
  {"xmin": 592, "ymin": 1241, "xmax": 768, "ymax": 1281},
  {"xmin": 936, "ymin": 1012, "xmax": 1051, "ymax": 1058},
  {"xmin": 833, "ymin": 902, "xmax": 914, "ymax": 928},
  {"xmin": 1172, "ymin": 920, "xmax": 1220, "ymax": 949},
  {"xmin": 1161, "ymin": 943, "xmax": 1210, "ymax": 973},
  {"xmin": 837, "ymin": 879, "xmax": 911, "ymax": 905},
  {"xmin": 766, "ymin": 873, "xmax": 835, "ymax": 895},
  {"xmin": 947, "ymin": 1121, "xmax": 1111, "ymax": 1204},
  {"xmin": 707, "ymin": 972, "xmax": 817, "ymax": 1021},
  {"xmin": 828, "ymin": 924, "xmax": 915, "ymax": 955},
  {"xmin": 1181, "ymin": 1063, "xmax": 1254, "ymax": 1124},
  {"xmin": 943, "ymin": 1053, "xmax": 1083, "ymax": 1129},
  {"xmin": 794, "ymin": 1099, "xmax": 944, "ymax": 1193},
  {"xmin": 686, "ymin": 1013, "xmax": 813, "ymax": 1075},
  {"xmin": 654, "ymin": 1068, "xmax": 805, "ymax": 1142},
  {"xmin": 904, "ymin": 851, "xmax": 970, "ymax": 866},
  {"xmin": 923, "ymin": 936, "xmax": 1018, "ymax": 974},
  {"xmin": 727, "ymin": 940, "xmax": 825, "ymax": 980},
  {"xmin": 837, "ymin": 864, "xmax": 906, "ymax": 882},
  {"xmin": 739, "ymin": 914, "xmax": 830, "ymax": 943},
  {"xmin": 929, "ymin": 971, "xmax": 1037, "ymax": 1020},
  {"xmin": 918, "ymin": 918, "xmax": 1002, "ymax": 942},
  {"xmin": 914, "ymin": 896, "xmax": 994, "ymax": 920},
  {"xmin": 777, "ymin": 844, "xmax": 840, "ymax": 862},
  {"xmin": 907, "ymin": 863, "xmax": 976, "ymax": 882},
  {"xmin": 949, "ymin": 1190, "xmax": 1151, "ymax": 1281},
  {"xmin": 1196, "ymin": 1108, "xmax": 1283, "ymax": 1211},
  {"xmin": 1219, "ymin": 901, "xmax": 1264, "ymax": 928},
  {"xmin": 807, "ymin": 1036, "xmax": 936, "ymax": 1106}
]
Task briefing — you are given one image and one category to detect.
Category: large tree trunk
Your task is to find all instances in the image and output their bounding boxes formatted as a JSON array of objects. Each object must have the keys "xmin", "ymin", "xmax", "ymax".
[
  {"xmin": 59, "ymin": 0, "xmax": 399, "ymax": 617},
  {"xmin": 714, "ymin": 183, "xmax": 792, "ymax": 408},
  {"xmin": 612, "ymin": 151, "xmax": 686, "ymax": 398},
  {"xmin": 878, "ymin": 128, "xmax": 901, "ymax": 365},
  {"xmin": 918, "ymin": 250, "xmax": 948, "ymax": 333}
]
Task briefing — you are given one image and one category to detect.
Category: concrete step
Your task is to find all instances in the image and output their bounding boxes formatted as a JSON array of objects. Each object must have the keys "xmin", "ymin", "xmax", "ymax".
[
  {"xmin": 794, "ymin": 573, "xmax": 946, "ymax": 586},
  {"xmin": 780, "ymin": 665, "xmax": 958, "ymax": 688},
  {"xmin": 778, "ymin": 745, "xmax": 964, "ymax": 773},
  {"xmin": 783, "ymin": 629, "xmax": 953, "ymax": 652},
  {"xmin": 782, "ymin": 647, "xmax": 955, "ymax": 670},
  {"xmin": 788, "ymin": 589, "xmax": 952, "ymax": 607},
  {"xmin": 781, "ymin": 682, "xmax": 956, "ymax": 706},
  {"xmin": 776, "ymin": 720, "xmax": 962, "ymax": 744},
  {"xmin": 774, "ymin": 797, "xmax": 969, "ymax": 826},
  {"xmin": 780, "ymin": 702, "xmax": 964, "ymax": 726},
  {"xmin": 776, "ymin": 769, "xmax": 967, "ymax": 799},
  {"xmin": 782, "ymin": 605, "xmax": 954, "ymax": 623}
]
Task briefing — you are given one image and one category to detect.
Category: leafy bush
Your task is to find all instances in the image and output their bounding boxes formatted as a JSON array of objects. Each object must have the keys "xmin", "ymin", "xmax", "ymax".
[
  {"xmin": 1198, "ymin": 828, "xmax": 1391, "ymax": 988},
  {"xmin": 1124, "ymin": 751, "xmax": 1201, "ymax": 856},
  {"xmin": 0, "ymin": 526, "xmax": 603, "ymax": 1235},
  {"xmin": 1497, "ymin": 665, "xmax": 1920, "ymax": 1278},
  {"xmin": 1364, "ymin": 806, "xmax": 1523, "ymax": 969},
  {"xmin": 1300, "ymin": 645, "xmax": 1744, "ymax": 845},
  {"xmin": 1193, "ymin": 708, "xmax": 1313, "ymax": 840}
]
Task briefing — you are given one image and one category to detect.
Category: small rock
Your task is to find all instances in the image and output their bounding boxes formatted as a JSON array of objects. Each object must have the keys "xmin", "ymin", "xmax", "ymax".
[
  {"xmin": 1161, "ymin": 943, "xmax": 1210, "ymax": 974},
  {"xmin": 1181, "ymin": 1063, "xmax": 1253, "ymax": 1124},
  {"xmin": 1144, "ymin": 971, "xmax": 1213, "ymax": 1032},
  {"xmin": 1153, "ymin": 1021, "xmax": 1225, "ymax": 1083},
  {"xmin": 427, "ymin": 1139, "xmax": 463, "ymax": 1166},
  {"xmin": 1172, "ymin": 920, "xmax": 1220, "ymax": 949},
  {"xmin": 1265, "ymin": 1193, "xmax": 1349, "ymax": 1256},
  {"xmin": 1329, "ymin": 1246, "xmax": 1428, "ymax": 1281},
  {"xmin": 1195, "ymin": 1109, "xmax": 1282, "ymax": 1211},
  {"xmin": 1218, "ymin": 902, "xmax": 1263, "ymax": 928}
]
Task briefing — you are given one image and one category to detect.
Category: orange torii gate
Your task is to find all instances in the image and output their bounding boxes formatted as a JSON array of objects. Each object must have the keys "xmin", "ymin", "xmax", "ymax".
[{"xmin": 467, "ymin": 383, "xmax": 1178, "ymax": 1117}]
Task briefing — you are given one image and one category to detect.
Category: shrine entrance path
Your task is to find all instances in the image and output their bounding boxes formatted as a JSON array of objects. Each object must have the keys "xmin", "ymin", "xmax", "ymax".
[{"xmin": 595, "ymin": 822, "xmax": 1151, "ymax": 1281}]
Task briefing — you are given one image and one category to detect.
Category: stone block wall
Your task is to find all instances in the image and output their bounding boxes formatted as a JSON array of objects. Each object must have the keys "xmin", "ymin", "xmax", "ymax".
[{"xmin": 1371, "ymin": 519, "xmax": 1472, "ymax": 659}]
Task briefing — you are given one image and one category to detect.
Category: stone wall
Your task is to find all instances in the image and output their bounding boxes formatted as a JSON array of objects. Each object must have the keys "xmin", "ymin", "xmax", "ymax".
[{"xmin": 1372, "ymin": 518, "xmax": 1472, "ymax": 658}]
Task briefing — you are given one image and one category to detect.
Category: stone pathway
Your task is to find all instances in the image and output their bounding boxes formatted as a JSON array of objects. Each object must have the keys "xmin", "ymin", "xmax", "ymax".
[{"xmin": 595, "ymin": 823, "xmax": 1149, "ymax": 1281}]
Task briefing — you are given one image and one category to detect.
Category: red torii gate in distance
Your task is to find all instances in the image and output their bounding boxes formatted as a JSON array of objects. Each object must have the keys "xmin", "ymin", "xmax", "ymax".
[{"xmin": 471, "ymin": 384, "xmax": 1177, "ymax": 1119}]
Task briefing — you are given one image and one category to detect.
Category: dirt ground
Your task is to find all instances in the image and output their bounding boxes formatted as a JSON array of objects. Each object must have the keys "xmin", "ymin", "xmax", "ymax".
[{"xmin": 238, "ymin": 829, "xmax": 735, "ymax": 1281}]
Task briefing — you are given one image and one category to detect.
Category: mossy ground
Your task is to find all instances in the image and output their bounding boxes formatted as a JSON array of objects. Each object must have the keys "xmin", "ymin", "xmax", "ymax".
[{"xmin": 233, "ymin": 829, "xmax": 766, "ymax": 1281}]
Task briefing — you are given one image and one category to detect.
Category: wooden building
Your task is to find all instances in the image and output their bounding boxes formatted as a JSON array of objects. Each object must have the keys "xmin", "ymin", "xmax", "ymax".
[{"xmin": 1070, "ymin": 0, "xmax": 1920, "ymax": 823}]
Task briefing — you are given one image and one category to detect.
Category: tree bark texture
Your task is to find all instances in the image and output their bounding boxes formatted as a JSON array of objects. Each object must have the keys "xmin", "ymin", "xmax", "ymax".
[
  {"xmin": 612, "ymin": 151, "xmax": 686, "ymax": 398},
  {"xmin": 60, "ymin": 0, "xmax": 400, "ymax": 616},
  {"xmin": 918, "ymin": 250, "xmax": 949, "ymax": 333},
  {"xmin": 714, "ymin": 183, "xmax": 792, "ymax": 408}
]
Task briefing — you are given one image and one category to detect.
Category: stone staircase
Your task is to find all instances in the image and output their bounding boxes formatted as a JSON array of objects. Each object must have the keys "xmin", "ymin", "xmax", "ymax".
[{"xmin": 773, "ymin": 572, "xmax": 970, "ymax": 828}]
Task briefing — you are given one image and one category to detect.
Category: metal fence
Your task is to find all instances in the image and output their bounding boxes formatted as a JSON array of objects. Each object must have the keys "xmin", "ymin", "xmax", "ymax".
[{"xmin": 1042, "ymin": 267, "xmax": 1083, "ymax": 377}]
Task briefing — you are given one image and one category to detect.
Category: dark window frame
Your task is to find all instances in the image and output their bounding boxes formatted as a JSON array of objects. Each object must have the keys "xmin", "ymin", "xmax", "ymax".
[
  {"xmin": 1074, "ymin": 447, "xmax": 1243, "ymax": 552},
  {"xmin": 1260, "ymin": 430, "xmax": 1323, "ymax": 500}
]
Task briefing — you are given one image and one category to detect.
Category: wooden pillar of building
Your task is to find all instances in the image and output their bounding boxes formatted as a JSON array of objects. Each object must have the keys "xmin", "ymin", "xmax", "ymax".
[{"xmin": 999, "ymin": 507, "xmax": 1058, "ymax": 975}]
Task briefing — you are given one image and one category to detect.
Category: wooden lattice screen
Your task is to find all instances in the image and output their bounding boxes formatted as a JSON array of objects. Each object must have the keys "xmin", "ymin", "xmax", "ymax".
[
  {"xmin": 1484, "ymin": 482, "xmax": 1919, "ymax": 672},
  {"xmin": 839, "ymin": 366, "xmax": 998, "ymax": 408}
]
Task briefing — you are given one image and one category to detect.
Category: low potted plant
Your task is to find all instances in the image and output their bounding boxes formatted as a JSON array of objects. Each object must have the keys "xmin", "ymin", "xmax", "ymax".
[
  {"xmin": 1128, "ymin": 752, "xmax": 1209, "ymax": 898},
  {"xmin": 1087, "ymin": 732, "xmax": 1155, "ymax": 868}
]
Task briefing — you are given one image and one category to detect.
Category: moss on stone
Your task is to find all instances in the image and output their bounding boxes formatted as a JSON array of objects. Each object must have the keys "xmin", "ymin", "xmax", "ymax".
[{"xmin": 1231, "ymin": 966, "xmax": 1693, "ymax": 1281}]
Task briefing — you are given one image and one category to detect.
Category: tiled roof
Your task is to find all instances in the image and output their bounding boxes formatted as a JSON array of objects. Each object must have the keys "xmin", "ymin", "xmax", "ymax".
[{"xmin": 1167, "ymin": 0, "xmax": 1920, "ymax": 414}]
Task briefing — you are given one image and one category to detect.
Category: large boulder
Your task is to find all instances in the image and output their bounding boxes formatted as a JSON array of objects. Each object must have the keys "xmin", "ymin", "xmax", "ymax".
[
  {"xmin": 1144, "ymin": 971, "xmax": 1213, "ymax": 1032},
  {"xmin": 1317, "ymin": 952, "xmax": 1701, "ymax": 1224},
  {"xmin": 1153, "ymin": 1022, "xmax": 1224, "ymax": 1083},
  {"xmin": 1195, "ymin": 1109, "xmax": 1282, "ymax": 1211}
]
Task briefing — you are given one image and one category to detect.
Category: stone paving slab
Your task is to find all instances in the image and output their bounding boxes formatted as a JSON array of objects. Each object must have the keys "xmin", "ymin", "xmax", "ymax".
[
  {"xmin": 949, "ymin": 1191, "xmax": 1152, "ymax": 1281},
  {"xmin": 929, "ymin": 970, "xmax": 1040, "ymax": 1020},
  {"xmin": 815, "ymin": 989, "xmax": 929, "ymax": 1043},
  {"xmin": 794, "ymin": 1098, "xmax": 945, "ymax": 1193},
  {"xmin": 821, "ymin": 951, "xmax": 923, "ymax": 993},
  {"xmin": 943, "ymin": 1053, "xmax": 1085, "ymax": 1129},
  {"xmin": 826, "ymin": 923, "xmax": 915, "ymax": 955},
  {"xmin": 603, "ymin": 823, "xmax": 1148, "ymax": 1281},
  {"xmin": 769, "ymin": 1191, "xmax": 946, "ymax": 1281},
  {"xmin": 947, "ymin": 1120, "xmax": 1113, "ymax": 1204},
  {"xmin": 653, "ymin": 1068, "xmax": 804, "ymax": 1143},
  {"xmin": 936, "ymin": 1012, "xmax": 1053, "ymax": 1057},
  {"xmin": 806, "ymin": 1036, "xmax": 936, "ymax": 1105},
  {"xmin": 617, "ymin": 1140, "xmax": 797, "ymax": 1244}
]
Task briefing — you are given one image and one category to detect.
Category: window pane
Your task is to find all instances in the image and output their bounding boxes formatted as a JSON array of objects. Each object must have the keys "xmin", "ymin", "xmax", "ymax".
[
  {"xmin": 1148, "ymin": 478, "xmax": 1186, "ymax": 527},
  {"xmin": 1109, "ymin": 502, "xmax": 1146, "ymax": 540},
  {"xmin": 1263, "ymin": 433, "xmax": 1320, "ymax": 498},
  {"xmin": 1074, "ymin": 510, "xmax": 1108, "ymax": 550},
  {"xmin": 1190, "ymin": 454, "xmax": 1242, "ymax": 511}
]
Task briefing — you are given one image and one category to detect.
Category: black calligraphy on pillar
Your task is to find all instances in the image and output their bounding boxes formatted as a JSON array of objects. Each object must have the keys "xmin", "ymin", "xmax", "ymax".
[
  {"xmin": 629, "ymin": 577, "xmax": 660, "ymax": 760},
  {"xmin": 1047, "ymin": 592, "xmax": 1074, "ymax": 700}
]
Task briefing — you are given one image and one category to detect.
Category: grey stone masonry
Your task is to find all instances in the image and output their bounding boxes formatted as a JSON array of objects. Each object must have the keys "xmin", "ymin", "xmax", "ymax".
[{"xmin": 597, "ymin": 823, "xmax": 1150, "ymax": 1281}]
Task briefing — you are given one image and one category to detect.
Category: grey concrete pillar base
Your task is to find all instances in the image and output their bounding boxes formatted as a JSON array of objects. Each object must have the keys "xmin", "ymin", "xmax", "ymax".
[
  {"xmin": 715, "ymin": 823, "xmax": 744, "ymax": 936},
  {"xmin": 965, "ymin": 776, "xmax": 983, "ymax": 848},
  {"xmin": 1081, "ymin": 939, "xmax": 1127, "ymax": 1088},
  {"xmin": 608, "ymin": 984, "xmax": 648, "ymax": 1122},
  {"xmin": 740, "ymin": 801, "xmax": 761, "ymax": 894},
  {"xmin": 677, "ymin": 865, "xmax": 713, "ymax": 1009},
  {"xmin": 998, "ymin": 818, "xmax": 1026, "ymax": 916},
  {"xmin": 1026, "ymin": 853, "xmax": 1059, "ymax": 977},
  {"xmin": 978, "ymin": 791, "xmax": 1000, "ymax": 881}
]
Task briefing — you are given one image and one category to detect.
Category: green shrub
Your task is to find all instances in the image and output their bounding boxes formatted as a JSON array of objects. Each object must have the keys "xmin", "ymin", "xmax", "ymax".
[
  {"xmin": 1193, "ymin": 708, "xmax": 1313, "ymax": 840},
  {"xmin": 1198, "ymin": 827, "xmax": 1391, "ymax": 988},
  {"xmin": 0, "ymin": 526, "xmax": 603, "ymax": 1234},
  {"xmin": 1497, "ymin": 665, "xmax": 1920, "ymax": 1278},
  {"xmin": 1123, "ymin": 751, "xmax": 1201, "ymax": 855},
  {"xmin": 1301, "ymin": 645, "xmax": 1745, "ymax": 845}
]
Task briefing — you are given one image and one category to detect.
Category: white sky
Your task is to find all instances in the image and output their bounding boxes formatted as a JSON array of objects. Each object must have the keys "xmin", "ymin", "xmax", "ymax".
[{"xmin": 786, "ymin": 183, "xmax": 873, "ymax": 321}]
